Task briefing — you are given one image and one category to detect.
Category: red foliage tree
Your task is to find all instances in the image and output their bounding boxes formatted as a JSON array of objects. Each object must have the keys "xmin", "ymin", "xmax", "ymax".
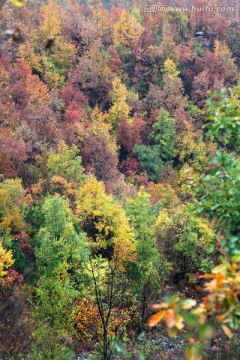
[
  {"xmin": 117, "ymin": 117, "xmax": 145, "ymax": 154},
  {"xmin": 108, "ymin": 45, "xmax": 123, "ymax": 73},
  {"xmin": 119, "ymin": 156, "xmax": 139, "ymax": 177},
  {"xmin": 81, "ymin": 135, "xmax": 119, "ymax": 181},
  {"xmin": 0, "ymin": 128, "xmax": 27, "ymax": 178},
  {"xmin": 191, "ymin": 70, "xmax": 211, "ymax": 108},
  {"xmin": 60, "ymin": 84, "xmax": 89, "ymax": 124},
  {"xmin": 60, "ymin": 85, "xmax": 88, "ymax": 108}
]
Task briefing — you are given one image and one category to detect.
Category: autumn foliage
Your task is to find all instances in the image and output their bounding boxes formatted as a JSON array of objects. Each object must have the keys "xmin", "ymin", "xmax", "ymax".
[{"xmin": 0, "ymin": 1, "xmax": 239, "ymax": 359}]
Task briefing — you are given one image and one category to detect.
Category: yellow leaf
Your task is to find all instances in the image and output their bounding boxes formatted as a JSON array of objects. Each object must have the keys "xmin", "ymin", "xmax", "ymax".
[
  {"xmin": 221, "ymin": 325, "xmax": 232, "ymax": 338},
  {"xmin": 148, "ymin": 310, "xmax": 166, "ymax": 327},
  {"xmin": 12, "ymin": 0, "xmax": 23, "ymax": 7},
  {"xmin": 199, "ymin": 314, "xmax": 207, "ymax": 324},
  {"xmin": 175, "ymin": 314, "xmax": 184, "ymax": 330},
  {"xmin": 192, "ymin": 305, "xmax": 205, "ymax": 315}
]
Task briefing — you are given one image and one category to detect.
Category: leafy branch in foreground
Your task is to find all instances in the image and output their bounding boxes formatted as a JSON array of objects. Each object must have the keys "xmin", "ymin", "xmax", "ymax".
[{"xmin": 148, "ymin": 249, "xmax": 240, "ymax": 360}]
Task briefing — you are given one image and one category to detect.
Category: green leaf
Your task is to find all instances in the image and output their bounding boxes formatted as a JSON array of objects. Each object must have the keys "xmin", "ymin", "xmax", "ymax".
[
  {"xmin": 210, "ymin": 167, "xmax": 220, "ymax": 176},
  {"xmin": 182, "ymin": 299, "xmax": 197, "ymax": 310},
  {"xmin": 199, "ymin": 325, "xmax": 214, "ymax": 341},
  {"xmin": 212, "ymin": 264, "xmax": 227, "ymax": 273},
  {"xmin": 231, "ymin": 254, "xmax": 240, "ymax": 263},
  {"xmin": 184, "ymin": 167, "xmax": 193, "ymax": 173}
]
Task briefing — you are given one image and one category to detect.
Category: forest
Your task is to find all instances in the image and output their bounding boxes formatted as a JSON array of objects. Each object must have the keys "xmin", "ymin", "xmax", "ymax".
[{"xmin": 0, "ymin": 0, "xmax": 239, "ymax": 359}]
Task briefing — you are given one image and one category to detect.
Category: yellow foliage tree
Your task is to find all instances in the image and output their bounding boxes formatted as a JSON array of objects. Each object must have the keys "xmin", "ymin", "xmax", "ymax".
[
  {"xmin": 147, "ymin": 182, "xmax": 180, "ymax": 208},
  {"xmin": 39, "ymin": 0, "xmax": 63, "ymax": 40},
  {"xmin": 43, "ymin": 61, "xmax": 65, "ymax": 89},
  {"xmin": 39, "ymin": 2, "xmax": 76, "ymax": 73},
  {"xmin": 76, "ymin": 177, "xmax": 136, "ymax": 268},
  {"xmin": 160, "ymin": 29, "xmax": 179, "ymax": 63},
  {"xmin": 214, "ymin": 40, "xmax": 232, "ymax": 59},
  {"xmin": 51, "ymin": 37, "xmax": 75, "ymax": 69},
  {"xmin": 75, "ymin": 178, "xmax": 136, "ymax": 359},
  {"xmin": 20, "ymin": 0, "xmax": 75, "ymax": 89},
  {"xmin": 163, "ymin": 58, "xmax": 180, "ymax": 79},
  {"xmin": 19, "ymin": 40, "xmax": 43, "ymax": 73},
  {"xmin": 107, "ymin": 77, "xmax": 131, "ymax": 128},
  {"xmin": 0, "ymin": 242, "xmax": 14, "ymax": 278},
  {"xmin": 89, "ymin": 110, "xmax": 118, "ymax": 154},
  {"xmin": 0, "ymin": 179, "xmax": 27, "ymax": 235},
  {"xmin": 89, "ymin": 0, "xmax": 112, "ymax": 37},
  {"xmin": 113, "ymin": 9, "xmax": 143, "ymax": 47},
  {"xmin": 156, "ymin": 204, "xmax": 214, "ymax": 274},
  {"xmin": 177, "ymin": 131, "xmax": 196, "ymax": 163}
]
